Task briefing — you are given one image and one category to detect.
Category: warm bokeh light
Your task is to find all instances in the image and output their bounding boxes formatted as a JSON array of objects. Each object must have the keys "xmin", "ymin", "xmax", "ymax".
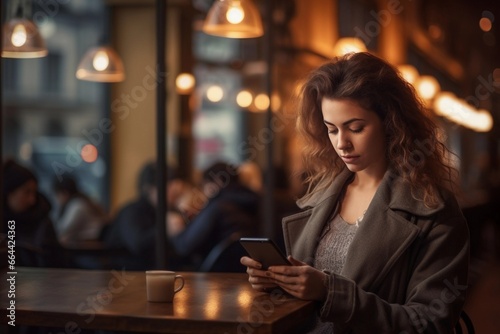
[
  {"xmin": 81, "ymin": 144, "xmax": 98, "ymax": 163},
  {"xmin": 203, "ymin": 290, "xmax": 221, "ymax": 319},
  {"xmin": 93, "ymin": 50, "xmax": 109, "ymax": 71},
  {"xmin": 415, "ymin": 75, "xmax": 440, "ymax": 100},
  {"xmin": 434, "ymin": 92, "xmax": 493, "ymax": 132},
  {"xmin": 206, "ymin": 85, "xmax": 224, "ymax": 102},
  {"xmin": 473, "ymin": 110, "xmax": 494, "ymax": 132},
  {"xmin": 175, "ymin": 73, "xmax": 195, "ymax": 94},
  {"xmin": 397, "ymin": 64, "xmax": 419, "ymax": 84},
  {"xmin": 428, "ymin": 24, "xmax": 443, "ymax": 40},
  {"xmin": 332, "ymin": 37, "xmax": 367, "ymax": 56},
  {"xmin": 237, "ymin": 290, "xmax": 252, "ymax": 307},
  {"xmin": 479, "ymin": 17, "xmax": 493, "ymax": 32},
  {"xmin": 254, "ymin": 93, "xmax": 270, "ymax": 111},
  {"xmin": 226, "ymin": 3, "xmax": 245, "ymax": 24},
  {"xmin": 11, "ymin": 24, "xmax": 27, "ymax": 47},
  {"xmin": 271, "ymin": 93, "xmax": 282, "ymax": 111},
  {"xmin": 236, "ymin": 90, "xmax": 253, "ymax": 108}
]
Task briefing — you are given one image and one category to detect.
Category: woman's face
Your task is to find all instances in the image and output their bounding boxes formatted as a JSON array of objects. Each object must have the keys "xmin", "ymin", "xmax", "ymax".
[
  {"xmin": 7, "ymin": 179, "xmax": 38, "ymax": 213},
  {"xmin": 321, "ymin": 98, "xmax": 387, "ymax": 175}
]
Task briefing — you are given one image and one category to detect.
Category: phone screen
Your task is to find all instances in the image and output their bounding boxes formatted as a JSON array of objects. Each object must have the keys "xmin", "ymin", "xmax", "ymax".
[{"xmin": 239, "ymin": 238, "xmax": 291, "ymax": 269}]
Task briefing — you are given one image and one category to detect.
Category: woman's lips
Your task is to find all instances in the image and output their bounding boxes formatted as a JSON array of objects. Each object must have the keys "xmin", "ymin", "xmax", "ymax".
[{"xmin": 341, "ymin": 155, "xmax": 360, "ymax": 163}]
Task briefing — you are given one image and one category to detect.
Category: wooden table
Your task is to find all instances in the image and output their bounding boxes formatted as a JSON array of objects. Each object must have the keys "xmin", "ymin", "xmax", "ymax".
[{"xmin": 0, "ymin": 267, "xmax": 315, "ymax": 333}]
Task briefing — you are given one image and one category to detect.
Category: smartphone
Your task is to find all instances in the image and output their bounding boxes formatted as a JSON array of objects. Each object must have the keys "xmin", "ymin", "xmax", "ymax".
[{"xmin": 239, "ymin": 237, "xmax": 291, "ymax": 269}]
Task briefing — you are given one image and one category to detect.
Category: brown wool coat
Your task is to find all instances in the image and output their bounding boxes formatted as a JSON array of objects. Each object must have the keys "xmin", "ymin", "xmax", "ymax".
[{"xmin": 282, "ymin": 168, "xmax": 469, "ymax": 334}]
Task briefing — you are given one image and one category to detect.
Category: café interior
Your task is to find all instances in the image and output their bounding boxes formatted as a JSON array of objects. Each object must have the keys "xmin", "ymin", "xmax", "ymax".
[{"xmin": 1, "ymin": 0, "xmax": 500, "ymax": 333}]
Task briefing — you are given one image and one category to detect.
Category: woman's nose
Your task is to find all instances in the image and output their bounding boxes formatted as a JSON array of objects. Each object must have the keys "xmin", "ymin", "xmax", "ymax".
[{"xmin": 336, "ymin": 131, "xmax": 351, "ymax": 150}]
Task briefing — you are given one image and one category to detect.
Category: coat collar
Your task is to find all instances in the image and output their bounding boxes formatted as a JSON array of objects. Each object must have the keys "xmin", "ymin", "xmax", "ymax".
[
  {"xmin": 288, "ymin": 167, "xmax": 446, "ymax": 290},
  {"xmin": 296, "ymin": 167, "xmax": 444, "ymax": 217}
]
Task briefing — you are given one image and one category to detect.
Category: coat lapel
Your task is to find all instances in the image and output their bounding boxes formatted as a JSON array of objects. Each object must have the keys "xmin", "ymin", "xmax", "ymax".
[
  {"xmin": 340, "ymin": 203, "xmax": 420, "ymax": 289},
  {"xmin": 284, "ymin": 169, "xmax": 353, "ymax": 264},
  {"xmin": 341, "ymin": 170, "xmax": 439, "ymax": 290}
]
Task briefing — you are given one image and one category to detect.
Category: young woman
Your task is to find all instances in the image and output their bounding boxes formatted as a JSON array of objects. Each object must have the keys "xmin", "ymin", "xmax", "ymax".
[
  {"xmin": 52, "ymin": 176, "xmax": 108, "ymax": 246},
  {"xmin": 2, "ymin": 159, "xmax": 64, "ymax": 267},
  {"xmin": 241, "ymin": 52, "xmax": 469, "ymax": 333}
]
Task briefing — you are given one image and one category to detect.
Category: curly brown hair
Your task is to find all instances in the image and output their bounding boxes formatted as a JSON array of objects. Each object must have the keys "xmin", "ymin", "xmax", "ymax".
[{"xmin": 297, "ymin": 52, "xmax": 458, "ymax": 208}]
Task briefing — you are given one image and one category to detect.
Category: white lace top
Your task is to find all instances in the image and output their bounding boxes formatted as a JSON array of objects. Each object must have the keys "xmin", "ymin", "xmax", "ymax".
[{"xmin": 307, "ymin": 212, "xmax": 360, "ymax": 333}]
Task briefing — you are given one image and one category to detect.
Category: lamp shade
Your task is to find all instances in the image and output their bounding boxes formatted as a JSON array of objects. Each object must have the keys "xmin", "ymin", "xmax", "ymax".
[
  {"xmin": 2, "ymin": 18, "xmax": 48, "ymax": 58},
  {"xmin": 202, "ymin": 0, "xmax": 263, "ymax": 38},
  {"xmin": 76, "ymin": 46, "xmax": 125, "ymax": 82}
]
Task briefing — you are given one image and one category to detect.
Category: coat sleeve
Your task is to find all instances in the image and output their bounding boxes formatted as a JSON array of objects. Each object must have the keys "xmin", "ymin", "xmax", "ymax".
[{"xmin": 319, "ymin": 213, "xmax": 470, "ymax": 334}]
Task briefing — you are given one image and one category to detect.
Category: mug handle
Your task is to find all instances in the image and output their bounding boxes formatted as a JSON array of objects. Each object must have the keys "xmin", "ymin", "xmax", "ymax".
[{"xmin": 174, "ymin": 275, "xmax": 184, "ymax": 293}]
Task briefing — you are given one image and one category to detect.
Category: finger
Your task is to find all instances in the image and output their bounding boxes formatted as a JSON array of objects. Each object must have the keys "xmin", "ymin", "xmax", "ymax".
[
  {"xmin": 267, "ymin": 265, "xmax": 301, "ymax": 276},
  {"xmin": 240, "ymin": 256, "xmax": 262, "ymax": 269},
  {"xmin": 247, "ymin": 267, "xmax": 270, "ymax": 278},
  {"xmin": 265, "ymin": 271, "xmax": 299, "ymax": 285}
]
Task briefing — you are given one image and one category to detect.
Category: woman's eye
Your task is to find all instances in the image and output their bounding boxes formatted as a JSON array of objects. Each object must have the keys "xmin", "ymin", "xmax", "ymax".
[
  {"xmin": 327, "ymin": 129, "xmax": 338, "ymax": 134},
  {"xmin": 351, "ymin": 127, "xmax": 364, "ymax": 133}
]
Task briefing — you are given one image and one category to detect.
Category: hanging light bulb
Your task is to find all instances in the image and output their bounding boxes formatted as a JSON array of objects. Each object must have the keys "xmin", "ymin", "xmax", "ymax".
[
  {"xmin": 2, "ymin": 18, "xmax": 48, "ymax": 58},
  {"xmin": 202, "ymin": 0, "xmax": 263, "ymax": 38},
  {"xmin": 93, "ymin": 50, "xmax": 110, "ymax": 71},
  {"xmin": 11, "ymin": 23, "xmax": 27, "ymax": 47},
  {"xmin": 76, "ymin": 46, "xmax": 125, "ymax": 82},
  {"xmin": 226, "ymin": 2, "xmax": 245, "ymax": 24}
]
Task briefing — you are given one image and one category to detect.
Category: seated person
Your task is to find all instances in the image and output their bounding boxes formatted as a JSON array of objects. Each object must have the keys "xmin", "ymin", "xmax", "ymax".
[
  {"xmin": 167, "ymin": 183, "xmax": 206, "ymax": 236},
  {"xmin": 52, "ymin": 176, "xmax": 108, "ymax": 246},
  {"xmin": 105, "ymin": 162, "xmax": 187, "ymax": 270},
  {"xmin": 2, "ymin": 159, "xmax": 64, "ymax": 267},
  {"xmin": 168, "ymin": 161, "xmax": 260, "ymax": 271}
]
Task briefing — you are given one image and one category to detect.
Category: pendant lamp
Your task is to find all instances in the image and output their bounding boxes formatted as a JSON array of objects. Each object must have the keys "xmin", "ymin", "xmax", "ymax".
[
  {"xmin": 76, "ymin": 46, "xmax": 125, "ymax": 82},
  {"xmin": 202, "ymin": 0, "xmax": 263, "ymax": 38},
  {"xmin": 2, "ymin": 0, "xmax": 48, "ymax": 58}
]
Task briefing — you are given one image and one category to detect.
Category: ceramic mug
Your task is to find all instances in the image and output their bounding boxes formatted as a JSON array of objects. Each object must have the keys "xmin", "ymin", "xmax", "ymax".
[{"xmin": 145, "ymin": 270, "xmax": 184, "ymax": 302}]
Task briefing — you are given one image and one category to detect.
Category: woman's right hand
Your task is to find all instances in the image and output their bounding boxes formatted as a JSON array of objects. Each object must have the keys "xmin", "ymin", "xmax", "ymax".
[{"xmin": 240, "ymin": 256, "xmax": 279, "ymax": 292}]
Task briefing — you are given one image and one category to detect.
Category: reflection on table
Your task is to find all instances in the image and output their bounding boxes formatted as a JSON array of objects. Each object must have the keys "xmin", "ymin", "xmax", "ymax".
[{"xmin": 0, "ymin": 267, "xmax": 315, "ymax": 334}]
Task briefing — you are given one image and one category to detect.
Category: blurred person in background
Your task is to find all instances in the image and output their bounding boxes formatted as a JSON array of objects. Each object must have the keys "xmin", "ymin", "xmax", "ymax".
[
  {"xmin": 104, "ymin": 162, "xmax": 188, "ymax": 270},
  {"xmin": 52, "ymin": 175, "xmax": 109, "ymax": 246},
  {"xmin": 168, "ymin": 161, "xmax": 260, "ymax": 271},
  {"xmin": 238, "ymin": 160, "xmax": 263, "ymax": 194},
  {"xmin": 166, "ymin": 183, "xmax": 206, "ymax": 237},
  {"xmin": 2, "ymin": 159, "xmax": 64, "ymax": 267}
]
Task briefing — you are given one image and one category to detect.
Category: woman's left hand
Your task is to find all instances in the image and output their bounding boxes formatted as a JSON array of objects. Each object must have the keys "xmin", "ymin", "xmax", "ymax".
[{"xmin": 266, "ymin": 256, "xmax": 329, "ymax": 301}]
